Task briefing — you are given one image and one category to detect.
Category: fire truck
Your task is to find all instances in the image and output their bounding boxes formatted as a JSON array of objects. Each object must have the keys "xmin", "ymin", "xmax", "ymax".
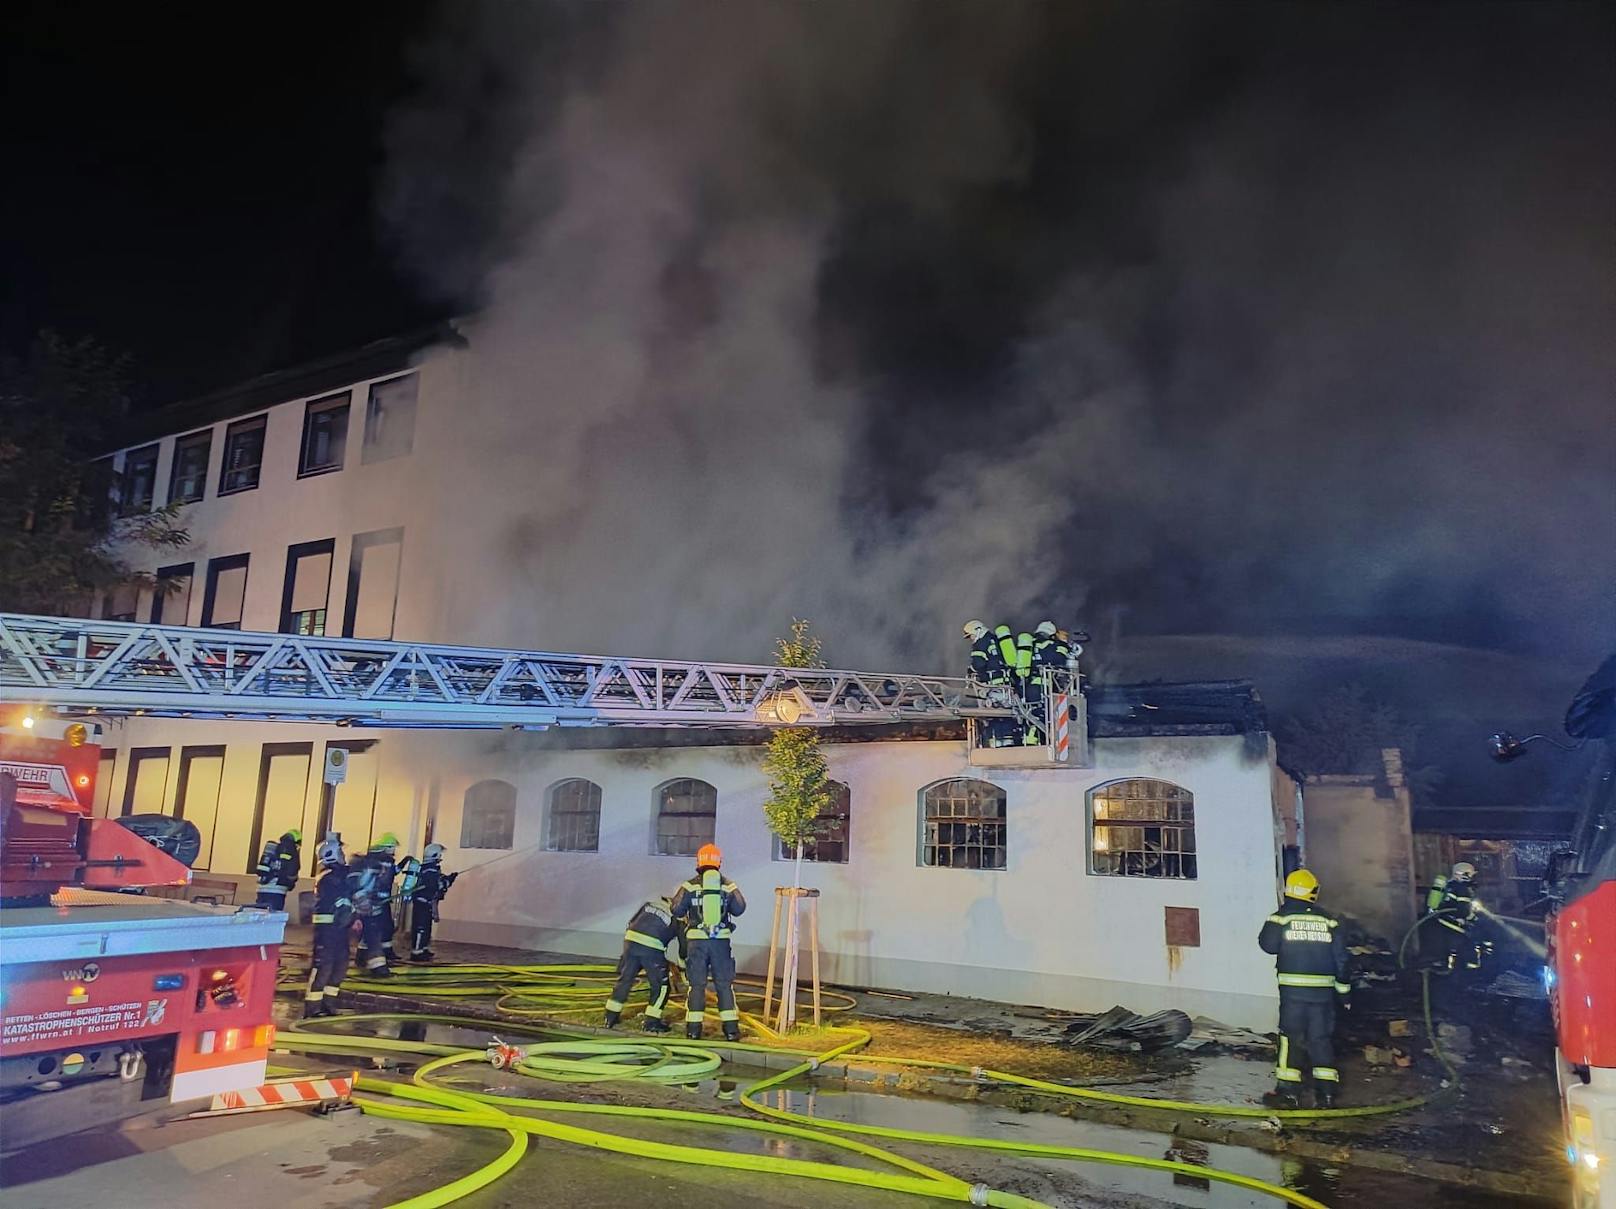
[
  {"xmin": 1496, "ymin": 654, "xmax": 1616, "ymax": 1207},
  {"xmin": 0, "ymin": 718, "xmax": 284, "ymax": 1129}
]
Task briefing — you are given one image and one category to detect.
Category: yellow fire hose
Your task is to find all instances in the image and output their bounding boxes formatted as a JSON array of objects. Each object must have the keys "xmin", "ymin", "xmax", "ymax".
[{"xmin": 270, "ymin": 953, "xmax": 1463, "ymax": 1209}]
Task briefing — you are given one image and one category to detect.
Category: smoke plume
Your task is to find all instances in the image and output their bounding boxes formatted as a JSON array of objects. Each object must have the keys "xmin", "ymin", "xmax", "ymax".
[{"xmin": 382, "ymin": 2, "xmax": 1615, "ymax": 673}]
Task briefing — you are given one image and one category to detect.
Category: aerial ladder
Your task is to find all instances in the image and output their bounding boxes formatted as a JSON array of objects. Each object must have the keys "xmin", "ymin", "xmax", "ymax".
[{"xmin": 0, "ymin": 613, "xmax": 1084, "ymax": 762}]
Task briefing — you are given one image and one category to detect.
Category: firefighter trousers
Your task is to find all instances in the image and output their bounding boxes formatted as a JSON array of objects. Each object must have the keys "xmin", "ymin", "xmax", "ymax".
[
  {"xmin": 686, "ymin": 938, "xmax": 738, "ymax": 1034},
  {"xmin": 1276, "ymin": 993, "xmax": 1338, "ymax": 1087},
  {"xmin": 255, "ymin": 886, "xmax": 289, "ymax": 910},
  {"xmin": 409, "ymin": 899, "xmax": 436, "ymax": 956},
  {"xmin": 306, "ymin": 923, "xmax": 351, "ymax": 1006},
  {"xmin": 359, "ymin": 909, "xmax": 392, "ymax": 970},
  {"xmin": 605, "ymin": 943, "xmax": 670, "ymax": 1024}
]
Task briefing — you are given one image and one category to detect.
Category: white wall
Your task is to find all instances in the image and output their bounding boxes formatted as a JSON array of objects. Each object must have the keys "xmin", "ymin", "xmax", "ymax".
[{"xmin": 102, "ymin": 716, "xmax": 1285, "ymax": 1028}]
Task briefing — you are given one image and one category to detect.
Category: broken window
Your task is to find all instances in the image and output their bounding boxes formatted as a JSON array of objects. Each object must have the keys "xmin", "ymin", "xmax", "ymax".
[
  {"xmin": 654, "ymin": 778, "xmax": 716, "ymax": 857},
  {"xmin": 920, "ymin": 778, "xmax": 1006, "ymax": 870},
  {"xmin": 775, "ymin": 780, "xmax": 851, "ymax": 863},
  {"xmin": 1089, "ymin": 779, "xmax": 1197, "ymax": 880},
  {"xmin": 461, "ymin": 779, "xmax": 517, "ymax": 850},
  {"xmin": 362, "ymin": 373, "xmax": 418, "ymax": 464},
  {"xmin": 546, "ymin": 778, "xmax": 601, "ymax": 852}
]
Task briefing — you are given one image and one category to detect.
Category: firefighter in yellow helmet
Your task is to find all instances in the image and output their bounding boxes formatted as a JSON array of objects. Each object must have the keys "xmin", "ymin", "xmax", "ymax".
[
  {"xmin": 670, "ymin": 843, "xmax": 746, "ymax": 1041},
  {"xmin": 1257, "ymin": 868, "xmax": 1351, "ymax": 1108}
]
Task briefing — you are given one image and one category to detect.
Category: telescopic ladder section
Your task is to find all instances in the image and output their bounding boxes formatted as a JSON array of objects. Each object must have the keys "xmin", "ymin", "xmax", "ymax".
[{"xmin": 0, "ymin": 613, "xmax": 1004, "ymax": 731}]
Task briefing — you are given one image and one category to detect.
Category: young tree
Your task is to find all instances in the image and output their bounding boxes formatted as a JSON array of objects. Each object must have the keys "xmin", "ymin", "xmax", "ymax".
[
  {"xmin": 0, "ymin": 332, "xmax": 188, "ymax": 613},
  {"xmin": 761, "ymin": 618, "xmax": 832, "ymax": 1028}
]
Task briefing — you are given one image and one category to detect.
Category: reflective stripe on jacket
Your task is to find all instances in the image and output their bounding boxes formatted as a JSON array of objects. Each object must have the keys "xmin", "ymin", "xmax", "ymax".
[{"xmin": 1258, "ymin": 899, "xmax": 1350, "ymax": 998}]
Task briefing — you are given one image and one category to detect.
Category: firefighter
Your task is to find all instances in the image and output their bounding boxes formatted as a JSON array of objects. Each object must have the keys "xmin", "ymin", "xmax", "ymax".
[
  {"xmin": 1258, "ymin": 868, "xmax": 1351, "ymax": 1108},
  {"xmin": 1425, "ymin": 861, "xmax": 1484, "ymax": 973},
  {"xmin": 984, "ymin": 622, "xmax": 1019, "ymax": 747},
  {"xmin": 1014, "ymin": 628, "xmax": 1037, "ymax": 744},
  {"xmin": 671, "ymin": 844, "xmax": 746, "ymax": 1041},
  {"xmin": 962, "ymin": 620, "xmax": 1003, "ymax": 687},
  {"xmin": 406, "ymin": 843, "xmax": 458, "ymax": 962},
  {"xmin": 1032, "ymin": 621, "xmax": 1069, "ymax": 674},
  {"xmin": 604, "ymin": 895, "xmax": 686, "ymax": 1033},
  {"xmin": 304, "ymin": 837, "xmax": 359, "ymax": 1017},
  {"xmin": 355, "ymin": 832, "xmax": 401, "ymax": 978},
  {"xmin": 254, "ymin": 828, "xmax": 302, "ymax": 910}
]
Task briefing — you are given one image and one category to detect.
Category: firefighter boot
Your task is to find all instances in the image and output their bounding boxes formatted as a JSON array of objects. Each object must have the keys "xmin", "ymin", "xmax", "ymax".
[
  {"xmin": 1315, "ymin": 1086, "xmax": 1338, "ymax": 1110},
  {"xmin": 686, "ymin": 1022, "xmax": 703, "ymax": 1041},
  {"xmin": 303, "ymin": 998, "xmax": 325, "ymax": 1020},
  {"xmin": 723, "ymin": 1022, "xmax": 741, "ymax": 1042},
  {"xmin": 603, "ymin": 1010, "xmax": 621, "ymax": 1030},
  {"xmin": 643, "ymin": 1018, "xmax": 670, "ymax": 1035},
  {"xmin": 1262, "ymin": 1087, "xmax": 1300, "ymax": 1109}
]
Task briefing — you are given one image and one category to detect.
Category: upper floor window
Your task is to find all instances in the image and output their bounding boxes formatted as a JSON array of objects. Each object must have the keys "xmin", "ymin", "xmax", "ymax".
[
  {"xmin": 1089, "ymin": 779, "xmax": 1197, "ymax": 880},
  {"xmin": 654, "ymin": 778, "xmax": 716, "ymax": 857},
  {"xmin": 167, "ymin": 429, "xmax": 212, "ymax": 504},
  {"xmin": 775, "ymin": 780, "xmax": 851, "ymax": 863},
  {"xmin": 363, "ymin": 374, "xmax": 418, "ymax": 464},
  {"xmin": 151, "ymin": 562, "xmax": 194, "ymax": 625},
  {"xmin": 118, "ymin": 444, "xmax": 159, "ymax": 516},
  {"xmin": 280, "ymin": 539, "xmax": 334, "ymax": 636},
  {"xmin": 101, "ymin": 581, "xmax": 139, "ymax": 622},
  {"xmin": 219, "ymin": 415, "xmax": 267, "ymax": 495},
  {"xmin": 202, "ymin": 553, "xmax": 249, "ymax": 629},
  {"xmin": 343, "ymin": 528, "xmax": 403, "ymax": 639},
  {"xmin": 461, "ymin": 779, "xmax": 517, "ymax": 850},
  {"xmin": 546, "ymin": 778, "xmax": 602, "ymax": 852},
  {"xmin": 299, "ymin": 392, "xmax": 350, "ymax": 477},
  {"xmin": 921, "ymin": 778, "xmax": 1006, "ymax": 870}
]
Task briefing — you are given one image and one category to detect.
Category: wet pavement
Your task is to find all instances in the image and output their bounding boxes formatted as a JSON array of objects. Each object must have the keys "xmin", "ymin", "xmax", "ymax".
[{"xmin": 0, "ymin": 936, "xmax": 1570, "ymax": 1208}]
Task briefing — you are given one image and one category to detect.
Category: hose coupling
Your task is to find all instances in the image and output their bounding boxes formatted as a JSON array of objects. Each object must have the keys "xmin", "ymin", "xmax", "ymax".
[
  {"xmin": 969, "ymin": 1184, "xmax": 991, "ymax": 1206},
  {"xmin": 807, "ymin": 1058, "xmax": 820, "ymax": 1072}
]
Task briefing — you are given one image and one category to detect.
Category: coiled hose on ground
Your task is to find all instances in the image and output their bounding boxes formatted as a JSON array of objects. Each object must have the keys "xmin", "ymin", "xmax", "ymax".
[{"xmin": 267, "ymin": 952, "xmax": 1462, "ymax": 1209}]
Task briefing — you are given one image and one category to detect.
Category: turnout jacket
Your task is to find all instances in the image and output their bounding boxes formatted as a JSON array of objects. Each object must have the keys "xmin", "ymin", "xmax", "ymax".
[
  {"xmin": 1258, "ymin": 899, "xmax": 1350, "ymax": 1001},
  {"xmin": 1424, "ymin": 875, "xmax": 1477, "ymax": 929},
  {"xmin": 311, "ymin": 864, "xmax": 356, "ymax": 929},
  {"xmin": 255, "ymin": 836, "xmax": 301, "ymax": 892},
  {"xmin": 623, "ymin": 899, "xmax": 686, "ymax": 968}
]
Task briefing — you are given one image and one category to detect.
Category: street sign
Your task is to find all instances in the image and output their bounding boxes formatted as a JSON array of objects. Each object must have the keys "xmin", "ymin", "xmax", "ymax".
[{"xmin": 323, "ymin": 747, "xmax": 348, "ymax": 786}]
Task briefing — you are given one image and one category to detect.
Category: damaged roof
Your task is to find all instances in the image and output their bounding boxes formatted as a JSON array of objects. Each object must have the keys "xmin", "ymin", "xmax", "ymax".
[{"xmin": 494, "ymin": 679, "xmax": 1268, "ymax": 753}]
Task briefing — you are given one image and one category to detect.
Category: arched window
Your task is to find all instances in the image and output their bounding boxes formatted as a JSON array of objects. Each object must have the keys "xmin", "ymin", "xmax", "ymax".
[
  {"xmin": 546, "ymin": 778, "xmax": 602, "ymax": 852},
  {"xmin": 920, "ymin": 779, "xmax": 1006, "ymax": 870},
  {"xmin": 460, "ymin": 779, "xmax": 517, "ymax": 850},
  {"xmin": 774, "ymin": 781, "xmax": 851, "ymax": 864},
  {"xmin": 654, "ymin": 778, "xmax": 717, "ymax": 856},
  {"xmin": 1089, "ymin": 779, "xmax": 1196, "ymax": 880}
]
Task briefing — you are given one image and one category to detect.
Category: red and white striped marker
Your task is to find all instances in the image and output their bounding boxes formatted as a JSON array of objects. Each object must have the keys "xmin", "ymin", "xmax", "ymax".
[
  {"xmin": 206, "ymin": 1074, "xmax": 353, "ymax": 1114},
  {"xmin": 1053, "ymin": 692, "xmax": 1070, "ymax": 762}
]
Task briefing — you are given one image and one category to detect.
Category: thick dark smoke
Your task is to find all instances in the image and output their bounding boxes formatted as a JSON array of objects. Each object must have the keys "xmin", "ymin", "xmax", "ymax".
[{"xmin": 382, "ymin": 1, "xmax": 1615, "ymax": 674}]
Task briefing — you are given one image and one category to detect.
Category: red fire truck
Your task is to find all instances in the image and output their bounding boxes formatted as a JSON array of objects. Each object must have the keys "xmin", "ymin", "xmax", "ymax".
[
  {"xmin": 0, "ymin": 719, "xmax": 284, "ymax": 1126},
  {"xmin": 1501, "ymin": 655, "xmax": 1616, "ymax": 1207}
]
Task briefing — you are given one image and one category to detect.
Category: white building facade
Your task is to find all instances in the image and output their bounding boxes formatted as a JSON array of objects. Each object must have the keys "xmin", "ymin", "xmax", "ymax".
[{"xmin": 73, "ymin": 330, "xmax": 1302, "ymax": 1029}]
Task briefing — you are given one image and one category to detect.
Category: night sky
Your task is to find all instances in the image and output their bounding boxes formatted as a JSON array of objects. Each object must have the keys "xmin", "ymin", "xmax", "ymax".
[{"xmin": 4, "ymin": 2, "xmax": 1613, "ymax": 708}]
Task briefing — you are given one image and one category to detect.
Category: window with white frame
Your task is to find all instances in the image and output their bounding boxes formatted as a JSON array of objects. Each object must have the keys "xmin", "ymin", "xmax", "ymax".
[
  {"xmin": 654, "ymin": 778, "xmax": 716, "ymax": 856},
  {"xmin": 546, "ymin": 779, "xmax": 602, "ymax": 852},
  {"xmin": 774, "ymin": 780, "xmax": 851, "ymax": 863},
  {"xmin": 363, "ymin": 374, "xmax": 418, "ymax": 464},
  {"xmin": 1089, "ymin": 779, "xmax": 1197, "ymax": 880},
  {"xmin": 461, "ymin": 779, "xmax": 517, "ymax": 850},
  {"xmin": 920, "ymin": 778, "xmax": 1006, "ymax": 870}
]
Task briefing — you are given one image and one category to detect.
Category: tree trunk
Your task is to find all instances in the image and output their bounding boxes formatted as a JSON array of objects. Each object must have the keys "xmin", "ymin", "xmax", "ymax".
[{"xmin": 780, "ymin": 839, "xmax": 805, "ymax": 1029}]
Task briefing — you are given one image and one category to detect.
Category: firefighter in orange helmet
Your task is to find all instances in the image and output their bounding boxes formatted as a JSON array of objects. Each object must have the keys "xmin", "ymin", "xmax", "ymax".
[{"xmin": 670, "ymin": 843, "xmax": 746, "ymax": 1041}]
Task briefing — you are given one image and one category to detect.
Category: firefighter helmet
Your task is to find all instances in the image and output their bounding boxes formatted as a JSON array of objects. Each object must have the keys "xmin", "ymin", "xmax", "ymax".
[
  {"xmin": 695, "ymin": 843, "xmax": 722, "ymax": 870},
  {"xmin": 284, "ymin": 828, "xmax": 303, "ymax": 845},
  {"xmin": 962, "ymin": 620, "xmax": 988, "ymax": 641},
  {"xmin": 1035, "ymin": 620, "xmax": 1058, "ymax": 637},
  {"xmin": 1283, "ymin": 868, "xmax": 1321, "ymax": 901},
  {"xmin": 317, "ymin": 838, "xmax": 345, "ymax": 868},
  {"xmin": 423, "ymin": 842, "xmax": 445, "ymax": 863},
  {"xmin": 371, "ymin": 832, "xmax": 400, "ymax": 853},
  {"xmin": 1451, "ymin": 861, "xmax": 1476, "ymax": 882}
]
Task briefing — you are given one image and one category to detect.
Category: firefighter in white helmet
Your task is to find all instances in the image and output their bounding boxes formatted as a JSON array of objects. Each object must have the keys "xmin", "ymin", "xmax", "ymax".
[
  {"xmin": 405, "ymin": 842, "xmax": 458, "ymax": 963},
  {"xmin": 1424, "ymin": 861, "xmax": 1485, "ymax": 974}
]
